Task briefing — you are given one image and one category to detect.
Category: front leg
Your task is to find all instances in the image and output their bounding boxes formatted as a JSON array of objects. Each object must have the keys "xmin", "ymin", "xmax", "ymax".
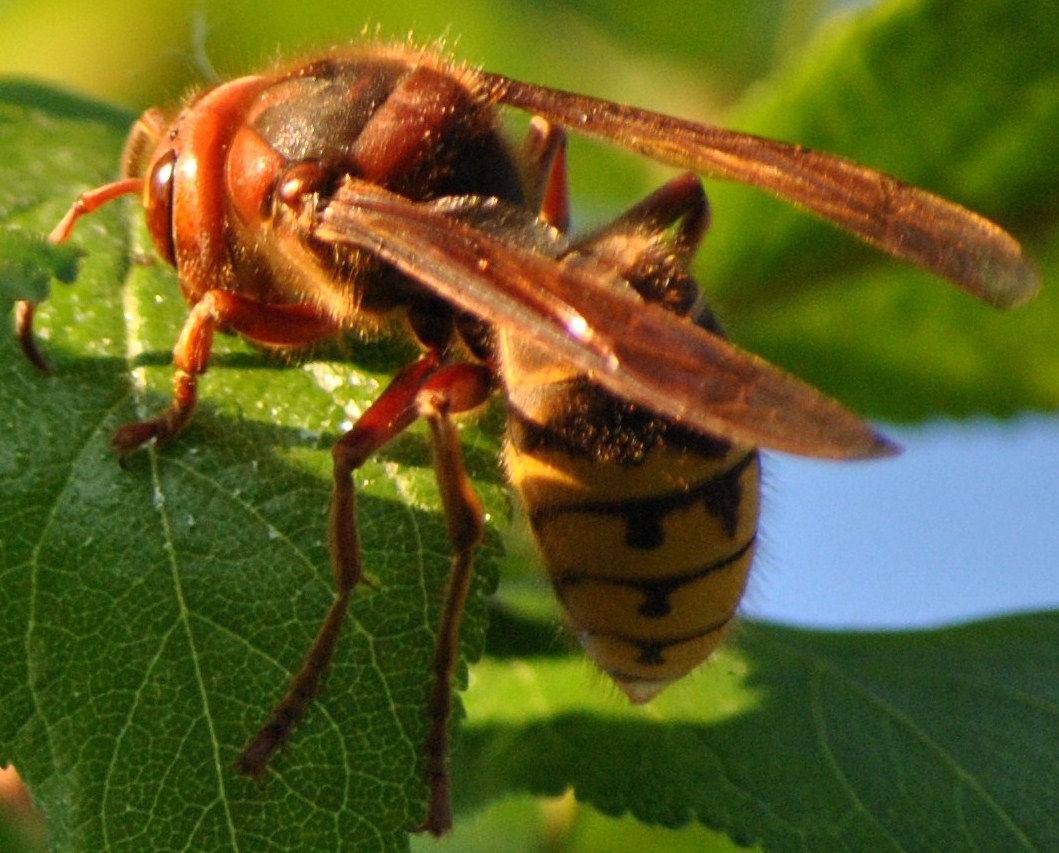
[
  {"xmin": 110, "ymin": 292, "xmax": 220, "ymax": 454},
  {"xmin": 112, "ymin": 290, "xmax": 342, "ymax": 454}
]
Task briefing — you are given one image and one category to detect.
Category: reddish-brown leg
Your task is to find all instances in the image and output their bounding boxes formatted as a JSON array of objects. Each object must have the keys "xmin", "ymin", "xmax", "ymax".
[
  {"xmin": 606, "ymin": 171, "xmax": 710, "ymax": 259},
  {"xmin": 236, "ymin": 353, "xmax": 441, "ymax": 777},
  {"xmin": 112, "ymin": 290, "xmax": 342, "ymax": 454},
  {"xmin": 413, "ymin": 365, "xmax": 492, "ymax": 835},
  {"xmin": 520, "ymin": 117, "xmax": 570, "ymax": 231},
  {"xmin": 237, "ymin": 356, "xmax": 493, "ymax": 837}
]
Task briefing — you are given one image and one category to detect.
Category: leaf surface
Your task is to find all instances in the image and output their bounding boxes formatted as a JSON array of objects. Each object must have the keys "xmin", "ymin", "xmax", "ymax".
[{"xmin": 1, "ymin": 0, "xmax": 1057, "ymax": 849}]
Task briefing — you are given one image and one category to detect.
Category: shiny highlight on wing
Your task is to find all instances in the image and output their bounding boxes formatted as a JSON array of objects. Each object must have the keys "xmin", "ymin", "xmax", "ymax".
[{"xmin": 315, "ymin": 180, "xmax": 895, "ymax": 459}]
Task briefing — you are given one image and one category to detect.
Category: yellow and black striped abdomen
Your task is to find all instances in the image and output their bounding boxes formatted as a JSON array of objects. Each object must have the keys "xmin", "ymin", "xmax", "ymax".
[{"xmin": 501, "ymin": 338, "xmax": 760, "ymax": 703}]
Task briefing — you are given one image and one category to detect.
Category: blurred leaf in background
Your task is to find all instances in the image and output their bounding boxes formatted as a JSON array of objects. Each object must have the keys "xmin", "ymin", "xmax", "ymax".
[{"xmin": 0, "ymin": 0, "xmax": 1055, "ymax": 851}]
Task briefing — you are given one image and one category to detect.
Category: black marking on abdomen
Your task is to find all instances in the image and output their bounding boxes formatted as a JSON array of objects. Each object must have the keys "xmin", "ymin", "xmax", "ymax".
[
  {"xmin": 626, "ymin": 506, "xmax": 666, "ymax": 550},
  {"xmin": 635, "ymin": 644, "xmax": 666, "ymax": 666},
  {"xmin": 531, "ymin": 449, "xmax": 756, "ymax": 547},
  {"xmin": 597, "ymin": 611, "xmax": 736, "ymax": 669},
  {"xmin": 554, "ymin": 534, "xmax": 755, "ymax": 619}
]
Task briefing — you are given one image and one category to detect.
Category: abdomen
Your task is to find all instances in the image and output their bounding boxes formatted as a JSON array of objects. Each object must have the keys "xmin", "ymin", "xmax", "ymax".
[{"xmin": 501, "ymin": 334, "xmax": 761, "ymax": 703}]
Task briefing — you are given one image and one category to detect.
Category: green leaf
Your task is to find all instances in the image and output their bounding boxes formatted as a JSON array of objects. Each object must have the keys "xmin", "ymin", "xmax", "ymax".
[
  {"xmin": 0, "ymin": 228, "xmax": 80, "ymax": 307},
  {"xmin": 1, "ymin": 0, "xmax": 1057, "ymax": 850},
  {"xmin": 695, "ymin": 0, "xmax": 1059, "ymax": 420},
  {"xmin": 0, "ymin": 82, "xmax": 504, "ymax": 851},
  {"xmin": 454, "ymin": 613, "xmax": 1059, "ymax": 851}
]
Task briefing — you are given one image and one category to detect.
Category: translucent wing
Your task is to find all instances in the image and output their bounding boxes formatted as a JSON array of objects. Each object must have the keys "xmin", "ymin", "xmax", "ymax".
[
  {"xmin": 315, "ymin": 180, "xmax": 895, "ymax": 459},
  {"xmin": 478, "ymin": 72, "xmax": 1039, "ymax": 309}
]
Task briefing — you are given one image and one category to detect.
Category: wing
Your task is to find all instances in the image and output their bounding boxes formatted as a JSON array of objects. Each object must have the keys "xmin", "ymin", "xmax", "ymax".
[
  {"xmin": 315, "ymin": 179, "xmax": 895, "ymax": 460},
  {"xmin": 476, "ymin": 71, "xmax": 1039, "ymax": 310}
]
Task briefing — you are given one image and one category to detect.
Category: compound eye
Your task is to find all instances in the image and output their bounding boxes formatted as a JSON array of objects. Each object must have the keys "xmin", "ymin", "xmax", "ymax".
[{"xmin": 144, "ymin": 149, "xmax": 178, "ymax": 266}]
